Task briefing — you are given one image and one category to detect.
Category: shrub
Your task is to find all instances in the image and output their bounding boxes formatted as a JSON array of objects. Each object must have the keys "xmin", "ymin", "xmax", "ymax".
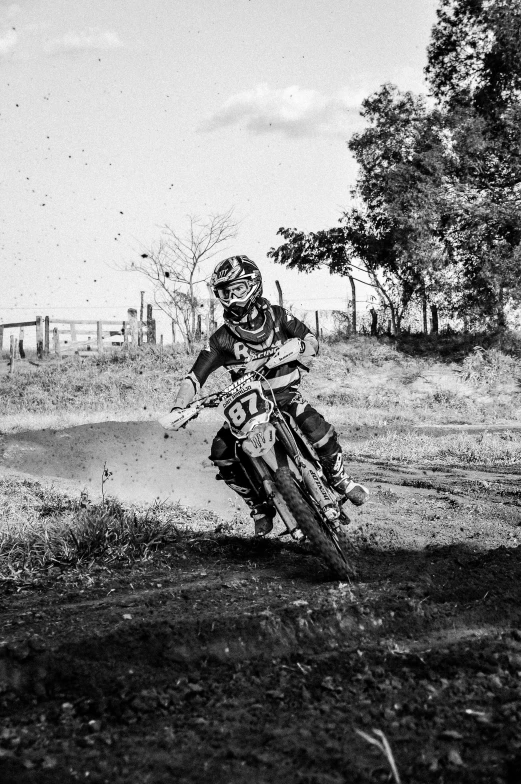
[
  {"xmin": 461, "ymin": 347, "xmax": 519, "ymax": 388},
  {"xmin": 0, "ymin": 478, "xmax": 219, "ymax": 579}
]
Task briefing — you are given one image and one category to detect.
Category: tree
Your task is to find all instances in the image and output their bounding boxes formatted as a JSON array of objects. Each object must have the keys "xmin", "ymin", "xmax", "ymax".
[
  {"xmin": 426, "ymin": 0, "xmax": 521, "ymax": 116},
  {"xmin": 267, "ymin": 226, "xmax": 360, "ymax": 332},
  {"xmin": 344, "ymin": 85, "xmax": 453, "ymax": 333},
  {"xmin": 269, "ymin": 85, "xmax": 450, "ymax": 335},
  {"xmin": 131, "ymin": 211, "xmax": 238, "ymax": 352},
  {"xmin": 426, "ymin": 0, "xmax": 521, "ymax": 327}
]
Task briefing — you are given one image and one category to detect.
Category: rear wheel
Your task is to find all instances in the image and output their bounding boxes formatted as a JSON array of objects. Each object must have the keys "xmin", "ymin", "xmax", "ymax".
[{"xmin": 274, "ymin": 467, "xmax": 356, "ymax": 580}]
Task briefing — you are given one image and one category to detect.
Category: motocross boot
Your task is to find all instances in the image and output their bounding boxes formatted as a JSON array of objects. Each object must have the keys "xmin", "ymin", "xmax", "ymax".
[
  {"xmin": 215, "ymin": 466, "xmax": 276, "ymax": 535},
  {"xmin": 250, "ymin": 502, "xmax": 276, "ymax": 537},
  {"xmin": 322, "ymin": 451, "xmax": 369, "ymax": 507}
]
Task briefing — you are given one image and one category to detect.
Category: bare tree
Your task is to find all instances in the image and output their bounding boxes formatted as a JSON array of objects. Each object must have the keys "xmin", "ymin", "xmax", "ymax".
[{"xmin": 130, "ymin": 210, "xmax": 238, "ymax": 353}]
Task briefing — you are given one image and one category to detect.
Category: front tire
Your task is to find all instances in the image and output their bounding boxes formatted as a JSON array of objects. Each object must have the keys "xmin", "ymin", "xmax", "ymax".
[{"xmin": 274, "ymin": 467, "xmax": 356, "ymax": 580}]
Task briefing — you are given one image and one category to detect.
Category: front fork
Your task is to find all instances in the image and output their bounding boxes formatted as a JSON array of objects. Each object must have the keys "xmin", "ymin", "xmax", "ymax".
[
  {"xmin": 245, "ymin": 451, "xmax": 301, "ymax": 539},
  {"xmin": 271, "ymin": 418, "xmax": 341, "ymax": 522}
]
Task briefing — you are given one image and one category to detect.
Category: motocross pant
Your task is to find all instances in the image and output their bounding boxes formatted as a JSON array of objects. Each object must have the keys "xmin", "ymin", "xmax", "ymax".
[{"xmin": 209, "ymin": 390, "xmax": 341, "ymax": 507}]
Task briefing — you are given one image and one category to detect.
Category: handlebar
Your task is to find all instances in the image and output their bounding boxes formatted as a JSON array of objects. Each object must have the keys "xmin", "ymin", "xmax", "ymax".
[{"xmin": 160, "ymin": 340, "xmax": 307, "ymax": 432}]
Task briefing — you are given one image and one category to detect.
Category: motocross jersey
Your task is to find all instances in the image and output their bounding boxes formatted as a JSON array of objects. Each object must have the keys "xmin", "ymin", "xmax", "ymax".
[{"xmin": 182, "ymin": 302, "xmax": 317, "ymax": 400}]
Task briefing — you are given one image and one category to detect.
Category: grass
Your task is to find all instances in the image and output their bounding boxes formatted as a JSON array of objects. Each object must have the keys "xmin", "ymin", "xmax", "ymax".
[
  {"xmin": 460, "ymin": 346, "xmax": 520, "ymax": 388},
  {"xmin": 346, "ymin": 429, "xmax": 521, "ymax": 466},
  {"xmin": 303, "ymin": 336, "xmax": 521, "ymax": 429},
  {"xmin": 0, "ymin": 477, "xmax": 222, "ymax": 582},
  {"xmin": 0, "ymin": 347, "xmax": 189, "ymax": 428}
]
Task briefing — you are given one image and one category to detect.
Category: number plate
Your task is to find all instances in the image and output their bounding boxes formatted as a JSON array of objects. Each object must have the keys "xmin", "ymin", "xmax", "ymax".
[{"xmin": 223, "ymin": 380, "xmax": 270, "ymax": 434}]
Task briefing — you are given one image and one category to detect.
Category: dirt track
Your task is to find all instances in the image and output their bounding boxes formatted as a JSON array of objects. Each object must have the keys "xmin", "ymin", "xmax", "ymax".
[
  {"xmin": 1, "ymin": 421, "xmax": 521, "ymax": 782},
  {"xmin": 0, "ymin": 418, "xmax": 235, "ymax": 517}
]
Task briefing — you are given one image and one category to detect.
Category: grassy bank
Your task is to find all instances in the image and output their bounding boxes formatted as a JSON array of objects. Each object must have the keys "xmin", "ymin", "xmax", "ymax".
[
  {"xmin": 0, "ymin": 348, "xmax": 188, "ymax": 425},
  {"xmin": 1, "ymin": 336, "xmax": 521, "ymax": 463},
  {"xmin": 347, "ymin": 428, "xmax": 521, "ymax": 467}
]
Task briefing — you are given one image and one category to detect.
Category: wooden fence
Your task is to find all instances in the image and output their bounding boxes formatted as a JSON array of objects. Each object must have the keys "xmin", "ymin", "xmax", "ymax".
[
  {"xmin": 0, "ymin": 317, "xmax": 44, "ymax": 360},
  {"xmin": 1, "ymin": 307, "xmax": 156, "ymax": 371}
]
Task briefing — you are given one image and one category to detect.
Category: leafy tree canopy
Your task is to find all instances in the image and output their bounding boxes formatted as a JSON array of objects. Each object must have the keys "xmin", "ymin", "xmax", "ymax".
[{"xmin": 426, "ymin": 0, "xmax": 521, "ymax": 116}]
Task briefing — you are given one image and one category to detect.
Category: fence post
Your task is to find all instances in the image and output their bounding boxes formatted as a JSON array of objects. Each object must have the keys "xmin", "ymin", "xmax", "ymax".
[
  {"xmin": 146, "ymin": 304, "xmax": 156, "ymax": 344},
  {"xmin": 52, "ymin": 327, "xmax": 60, "ymax": 357},
  {"xmin": 207, "ymin": 283, "xmax": 217, "ymax": 331},
  {"xmin": 18, "ymin": 327, "xmax": 25, "ymax": 359},
  {"xmin": 160, "ymin": 334, "xmax": 164, "ymax": 364},
  {"xmin": 139, "ymin": 292, "xmax": 145, "ymax": 347},
  {"xmin": 196, "ymin": 314, "xmax": 202, "ymax": 341},
  {"xmin": 370, "ymin": 308, "xmax": 378, "ymax": 337},
  {"xmin": 0, "ymin": 325, "xmax": 4, "ymax": 356},
  {"xmin": 348, "ymin": 276, "xmax": 357, "ymax": 334},
  {"xmin": 71, "ymin": 322, "xmax": 77, "ymax": 346},
  {"xmin": 315, "ymin": 311, "xmax": 320, "ymax": 338},
  {"xmin": 128, "ymin": 309, "xmax": 138, "ymax": 347},
  {"xmin": 36, "ymin": 316, "xmax": 43, "ymax": 359},
  {"xmin": 44, "ymin": 316, "xmax": 50, "ymax": 356},
  {"xmin": 96, "ymin": 321, "xmax": 104, "ymax": 354},
  {"xmin": 9, "ymin": 334, "xmax": 16, "ymax": 373},
  {"xmin": 430, "ymin": 304, "xmax": 439, "ymax": 335}
]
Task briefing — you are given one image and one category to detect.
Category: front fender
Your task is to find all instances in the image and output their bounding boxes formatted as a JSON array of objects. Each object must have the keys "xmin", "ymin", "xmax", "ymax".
[
  {"xmin": 255, "ymin": 441, "xmax": 289, "ymax": 474},
  {"xmin": 244, "ymin": 440, "xmax": 290, "ymax": 479}
]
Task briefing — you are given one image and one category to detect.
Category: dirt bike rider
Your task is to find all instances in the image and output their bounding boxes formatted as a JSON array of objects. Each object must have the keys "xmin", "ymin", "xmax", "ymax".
[{"xmin": 171, "ymin": 255, "xmax": 369, "ymax": 536}]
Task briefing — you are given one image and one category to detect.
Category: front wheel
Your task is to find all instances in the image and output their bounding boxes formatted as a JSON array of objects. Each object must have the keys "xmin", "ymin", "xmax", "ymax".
[{"xmin": 274, "ymin": 467, "xmax": 356, "ymax": 580}]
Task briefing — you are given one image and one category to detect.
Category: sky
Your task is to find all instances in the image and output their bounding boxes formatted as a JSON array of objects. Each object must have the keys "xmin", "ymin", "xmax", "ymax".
[{"xmin": 0, "ymin": 0, "xmax": 440, "ymax": 340}]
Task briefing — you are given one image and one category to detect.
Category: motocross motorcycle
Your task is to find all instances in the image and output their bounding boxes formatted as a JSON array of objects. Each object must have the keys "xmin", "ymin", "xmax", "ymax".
[{"xmin": 159, "ymin": 341, "xmax": 357, "ymax": 580}]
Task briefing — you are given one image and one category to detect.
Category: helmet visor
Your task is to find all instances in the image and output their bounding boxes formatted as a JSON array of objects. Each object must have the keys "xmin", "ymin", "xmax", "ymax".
[{"xmin": 215, "ymin": 280, "xmax": 251, "ymax": 303}]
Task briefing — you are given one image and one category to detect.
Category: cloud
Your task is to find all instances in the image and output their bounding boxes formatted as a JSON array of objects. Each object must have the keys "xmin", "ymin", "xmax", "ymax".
[
  {"xmin": 44, "ymin": 28, "xmax": 123, "ymax": 54},
  {"xmin": 203, "ymin": 83, "xmax": 363, "ymax": 139}
]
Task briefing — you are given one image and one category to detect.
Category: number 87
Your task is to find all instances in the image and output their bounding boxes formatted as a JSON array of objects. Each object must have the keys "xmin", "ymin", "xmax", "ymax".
[{"xmin": 227, "ymin": 392, "xmax": 259, "ymax": 426}]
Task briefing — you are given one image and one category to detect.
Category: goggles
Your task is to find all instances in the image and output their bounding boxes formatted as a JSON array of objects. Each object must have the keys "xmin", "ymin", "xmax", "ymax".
[{"xmin": 216, "ymin": 279, "xmax": 251, "ymax": 303}]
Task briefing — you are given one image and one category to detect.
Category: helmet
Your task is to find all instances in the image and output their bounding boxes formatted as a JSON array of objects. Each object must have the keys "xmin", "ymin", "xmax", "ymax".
[{"xmin": 210, "ymin": 255, "xmax": 262, "ymax": 323}]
